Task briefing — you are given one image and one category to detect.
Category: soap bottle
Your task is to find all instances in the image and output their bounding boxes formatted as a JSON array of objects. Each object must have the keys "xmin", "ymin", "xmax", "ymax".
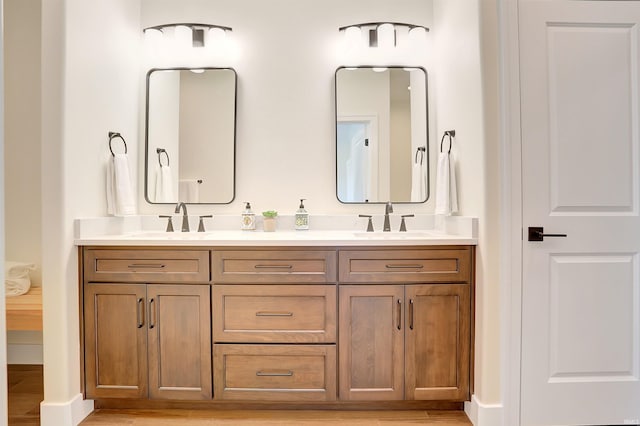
[
  {"xmin": 295, "ymin": 199, "xmax": 309, "ymax": 230},
  {"xmin": 241, "ymin": 202, "xmax": 256, "ymax": 230}
]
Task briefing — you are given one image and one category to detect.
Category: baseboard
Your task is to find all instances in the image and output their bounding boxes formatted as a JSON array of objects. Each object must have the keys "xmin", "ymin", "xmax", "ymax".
[
  {"xmin": 7, "ymin": 344, "xmax": 43, "ymax": 364},
  {"xmin": 40, "ymin": 393, "xmax": 94, "ymax": 426},
  {"xmin": 465, "ymin": 394, "xmax": 504, "ymax": 426}
]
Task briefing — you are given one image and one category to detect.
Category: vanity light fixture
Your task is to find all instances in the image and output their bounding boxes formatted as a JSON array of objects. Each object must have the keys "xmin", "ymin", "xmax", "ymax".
[
  {"xmin": 339, "ymin": 22, "xmax": 429, "ymax": 49},
  {"xmin": 143, "ymin": 23, "xmax": 232, "ymax": 49}
]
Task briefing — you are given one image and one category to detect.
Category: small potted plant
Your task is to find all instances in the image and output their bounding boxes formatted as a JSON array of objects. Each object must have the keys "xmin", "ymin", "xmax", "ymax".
[{"xmin": 262, "ymin": 210, "xmax": 278, "ymax": 232}]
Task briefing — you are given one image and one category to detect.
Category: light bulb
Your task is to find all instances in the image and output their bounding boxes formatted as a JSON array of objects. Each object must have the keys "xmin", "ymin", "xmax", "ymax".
[
  {"xmin": 408, "ymin": 26, "xmax": 427, "ymax": 48},
  {"xmin": 378, "ymin": 23, "xmax": 395, "ymax": 49},
  {"xmin": 174, "ymin": 25, "xmax": 192, "ymax": 48},
  {"xmin": 343, "ymin": 26, "xmax": 362, "ymax": 50},
  {"xmin": 207, "ymin": 27, "xmax": 227, "ymax": 46}
]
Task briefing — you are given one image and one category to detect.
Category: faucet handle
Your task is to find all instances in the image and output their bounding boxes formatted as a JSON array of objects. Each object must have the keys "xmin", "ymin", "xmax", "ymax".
[
  {"xmin": 198, "ymin": 215, "xmax": 213, "ymax": 232},
  {"xmin": 399, "ymin": 214, "xmax": 415, "ymax": 232},
  {"xmin": 159, "ymin": 215, "xmax": 174, "ymax": 232},
  {"xmin": 358, "ymin": 214, "xmax": 375, "ymax": 232}
]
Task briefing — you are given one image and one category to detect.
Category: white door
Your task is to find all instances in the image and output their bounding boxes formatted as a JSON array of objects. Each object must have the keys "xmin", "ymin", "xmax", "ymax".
[{"xmin": 520, "ymin": 1, "xmax": 640, "ymax": 425}]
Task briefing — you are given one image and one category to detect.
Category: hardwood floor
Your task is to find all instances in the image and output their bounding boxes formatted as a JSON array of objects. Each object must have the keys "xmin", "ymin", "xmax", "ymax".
[
  {"xmin": 81, "ymin": 409, "xmax": 472, "ymax": 425},
  {"xmin": 8, "ymin": 365, "xmax": 43, "ymax": 426},
  {"xmin": 6, "ymin": 365, "xmax": 472, "ymax": 425}
]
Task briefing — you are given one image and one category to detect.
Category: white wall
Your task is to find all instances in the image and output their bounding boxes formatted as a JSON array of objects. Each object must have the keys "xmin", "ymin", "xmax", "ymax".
[
  {"xmin": 139, "ymin": 0, "xmax": 434, "ymax": 218},
  {"xmin": 4, "ymin": 0, "xmax": 43, "ymax": 363},
  {"xmin": 433, "ymin": 0, "xmax": 501, "ymax": 409},
  {"xmin": 40, "ymin": 0, "xmax": 141, "ymax": 424}
]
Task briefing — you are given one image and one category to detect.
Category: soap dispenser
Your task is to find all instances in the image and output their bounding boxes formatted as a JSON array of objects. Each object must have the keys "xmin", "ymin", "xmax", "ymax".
[
  {"xmin": 295, "ymin": 199, "xmax": 309, "ymax": 230},
  {"xmin": 241, "ymin": 202, "xmax": 256, "ymax": 230}
]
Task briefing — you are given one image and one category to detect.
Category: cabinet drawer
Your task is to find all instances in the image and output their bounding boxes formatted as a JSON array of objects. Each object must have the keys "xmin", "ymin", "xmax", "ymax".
[
  {"xmin": 339, "ymin": 248, "xmax": 472, "ymax": 283},
  {"xmin": 84, "ymin": 249, "xmax": 210, "ymax": 283},
  {"xmin": 214, "ymin": 344, "xmax": 336, "ymax": 401},
  {"xmin": 213, "ymin": 285, "xmax": 336, "ymax": 343},
  {"xmin": 212, "ymin": 250, "xmax": 336, "ymax": 284}
]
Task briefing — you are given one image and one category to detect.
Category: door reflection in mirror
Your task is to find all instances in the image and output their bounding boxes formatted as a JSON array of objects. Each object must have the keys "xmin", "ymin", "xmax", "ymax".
[
  {"xmin": 335, "ymin": 67, "xmax": 429, "ymax": 203},
  {"xmin": 145, "ymin": 68, "xmax": 236, "ymax": 204}
]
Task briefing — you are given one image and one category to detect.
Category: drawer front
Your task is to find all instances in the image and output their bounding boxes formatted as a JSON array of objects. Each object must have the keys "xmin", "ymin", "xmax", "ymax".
[
  {"xmin": 84, "ymin": 249, "xmax": 210, "ymax": 283},
  {"xmin": 339, "ymin": 248, "xmax": 472, "ymax": 283},
  {"xmin": 213, "ymin": 285, "xmax": 336, "ymax": 343},
  {"xmin": 214, "ymin": 344, "xmax": 336, "ymax": 401},
  {"xmin": 212, "ymin": 250, "xmax": 336, "ymax": 284}
]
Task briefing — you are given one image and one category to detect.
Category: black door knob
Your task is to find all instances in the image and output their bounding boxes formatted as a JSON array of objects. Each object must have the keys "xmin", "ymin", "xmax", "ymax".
[{"xmin": 528, "ymin": 226, "xmax": 567, "ymax": 242}]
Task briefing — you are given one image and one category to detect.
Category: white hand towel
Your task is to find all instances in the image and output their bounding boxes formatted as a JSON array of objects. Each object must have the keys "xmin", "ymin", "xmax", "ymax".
[
  {"xmin": 434, "ymin": 152, "xmax": 458, "ymax": 215},
  {"xmin": 5, "ymin": 261, "xmax": 35, "ymax": 297},
  {"xmin": 411, "ymin": 161, "xmax": 427, "ymax": 202},
  {"xmin": 106, "ymin": 154, "xmax": 136, "ymax": 216},
  {"xmin": 154, "ymin": 165, "xmax": 174, "ymax": 203},
  {"xmin": 179, "ymin": 179, "xmax": 200, "ymax": 203}
]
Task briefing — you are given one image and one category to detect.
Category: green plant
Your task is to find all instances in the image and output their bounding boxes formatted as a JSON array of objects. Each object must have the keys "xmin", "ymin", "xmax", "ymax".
[{"xmin": 262, "ymin": 210, "xmax": 278, "ymax": 218}]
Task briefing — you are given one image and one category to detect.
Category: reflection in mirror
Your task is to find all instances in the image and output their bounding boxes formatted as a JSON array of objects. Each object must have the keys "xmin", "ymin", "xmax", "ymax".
[
  {"xmin": 145, "ymin": 68, "xmax": 236, "ymax": 204},
  {"xmin": 335, "ymin": 66, "xmax": 428, "ymax": 204}
]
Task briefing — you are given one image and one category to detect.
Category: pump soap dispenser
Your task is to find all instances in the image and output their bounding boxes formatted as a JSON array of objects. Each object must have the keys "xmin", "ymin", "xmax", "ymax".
[
  {"xmin": 295, "ymin": 199, "xmax": 309, "ymax": 230},
  {"xmin": 241, "ymin": 202, "xmax": 256, "ymax": 230}
]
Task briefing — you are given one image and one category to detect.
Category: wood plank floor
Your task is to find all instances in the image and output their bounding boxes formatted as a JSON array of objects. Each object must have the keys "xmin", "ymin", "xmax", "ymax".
[
  {"xmin": 8, "ymin": 365, "xmax": 43, "ymax": 426},
  {"xmin": 7, "ymin": 365, "xmax": 472, "ymax": 425}
]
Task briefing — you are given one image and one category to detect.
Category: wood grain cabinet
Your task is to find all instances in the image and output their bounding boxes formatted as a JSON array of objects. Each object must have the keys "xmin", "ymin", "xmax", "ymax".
[
  {"xmin": 338, "ymin": 247, "xmax": 473, "ymax": 402},
  {"xmin": 211, "ymin": 249, "xmax": 338, "ymax": 401},
  {"xmin": 82, "ymin": 248, "xmax": 212, "ymax": 401}
]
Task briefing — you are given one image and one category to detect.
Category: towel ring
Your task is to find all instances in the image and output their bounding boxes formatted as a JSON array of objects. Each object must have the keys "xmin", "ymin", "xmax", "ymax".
[
  {"xmin": 108, "ymin": 131, "xmax": 128, "ymax": 156},
  {"xmin": 414, "ymin": 147, "xmax": 426, "ymax": 165},
  {"xmin": 156, "ymin": 148, "xmax": 170, "ymax": 167},
  {"xmin": 440, "ymin": 129, "xmax": 456, "ymax": 154}
]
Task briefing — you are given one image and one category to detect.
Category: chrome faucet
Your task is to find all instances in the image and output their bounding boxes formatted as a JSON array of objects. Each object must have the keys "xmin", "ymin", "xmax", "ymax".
[
  {"xmin": 383, "ymin": 201, "xmax": 394, "ymax": 232},
  {"xmin": 174, "ymin": 202, "xmax": 189, "ymax": 232}
]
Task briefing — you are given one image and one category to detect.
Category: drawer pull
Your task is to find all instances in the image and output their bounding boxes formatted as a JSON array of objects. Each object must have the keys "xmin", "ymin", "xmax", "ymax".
[
  {"xmin": 136, "ymin": 298, "xmax": 145, "ymax": 328},
  {"xmin": 254, "ymin": 264, "xmax": 294, "ymax": 269},
  {"xmin": 256, "ymin": 311, "xmax": 294, "ymax": 317},
  {"xmin": 409, "ymin": 299, "xmax": 414, "ymax": 330},
  {"xmin": 256, "ymin": 370, "xmax": 294, "ymax": 377},
  {"xmin": 128, "ymin": 263, "xmax": 166, "ymax": 269},
  {"xmin": 385, "ymin": 264, "xmax": 424, "ymax": 269},
  {"xmin": 148, "ymin": 298, "xmax": 156, "ymax": 329}
]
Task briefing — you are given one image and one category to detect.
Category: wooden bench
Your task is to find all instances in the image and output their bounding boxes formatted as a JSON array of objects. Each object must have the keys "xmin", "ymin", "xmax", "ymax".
[{"xmin": 6, "ymin": 287, "xmax": 42, "ymax": 331}]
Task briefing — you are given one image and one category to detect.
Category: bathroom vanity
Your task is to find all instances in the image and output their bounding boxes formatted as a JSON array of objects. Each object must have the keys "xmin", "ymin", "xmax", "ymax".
[{"xmin": 78, "ymin": 225, "xmax": 475, "ymax": 409}]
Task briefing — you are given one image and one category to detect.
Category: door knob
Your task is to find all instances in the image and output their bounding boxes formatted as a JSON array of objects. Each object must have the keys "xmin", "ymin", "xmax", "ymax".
[{"xmin": 528, "ymin": 226, "xmax": 567, "ymax": 242}]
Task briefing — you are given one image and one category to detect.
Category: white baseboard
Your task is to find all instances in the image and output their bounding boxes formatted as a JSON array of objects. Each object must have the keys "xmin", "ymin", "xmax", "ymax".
[
  {"xmin": 40, "ymin": 393, "xmax": 94, "ymax": 426},
  {"xmin": 7, "ymin": 344, "xmax": 43, "ymax": 364},
  {"xmin": 465, "ymin": 394, "xmax": 504, "ymax": 426}
]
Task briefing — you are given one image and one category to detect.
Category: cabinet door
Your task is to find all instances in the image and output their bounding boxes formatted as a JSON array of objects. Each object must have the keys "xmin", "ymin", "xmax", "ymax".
[
  {"xmin": 338, "ymin": 285, "xmax": 404, "ymax": 400},
  {"xmin": 147, "ymin": 284, "xmax": 212, "ymax": 400},
  {"xmin": 405, "ymin": 284, "xmax": 470, "ymax": 400},
  {"xmin": 84, "ymin": 283, "xmax": 148, "ymax": 399}
]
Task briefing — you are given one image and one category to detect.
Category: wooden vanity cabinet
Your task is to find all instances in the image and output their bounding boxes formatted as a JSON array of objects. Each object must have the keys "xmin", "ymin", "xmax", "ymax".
[
  {"xmin": 211, "ymin": 248, "xmax": 338, "ymax": 401},
  {"xmin": 82, "ymin": 248, "xmax": 212, "ymax": 401},
  {"xmin": 338, "ymin": 247, "xmax": 473, "ymax": 402}
]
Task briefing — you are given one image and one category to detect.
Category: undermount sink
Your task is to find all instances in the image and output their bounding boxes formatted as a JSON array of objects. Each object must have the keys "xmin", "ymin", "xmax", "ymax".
[{"xmin": 352, "ymin": 231, "xmax": 437, "ymax": 239}]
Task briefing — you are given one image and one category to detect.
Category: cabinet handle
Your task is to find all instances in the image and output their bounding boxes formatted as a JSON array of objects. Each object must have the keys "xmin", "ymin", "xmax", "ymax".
[
  {"xmin": 128, "ymin": 263, "xmax": 166, "ymax": 269},
  {"xmin": 397, "ymin": 299, "xmax": 402, "ymax": 330},
  {"xmin": 256, "ymin": 311, "xmax": 293, "ymax": 317},
  {"xmin": 385, "ymin": 264, "xmax": 424, "ymax": 269},
  {"xmin": 256, "ymin": 370, "xmax": 294, "ymax": 377},
  {"xmin": 254, "ymin": 264, "xmax": 294, "ymax": 269},
  {"xmin": 148, "ymin": 298, "xmax": 156, "ymax": 329},
  {"xmin": 136, "ymin": 298, "xmax": 145, "ymax": 328},
  {"xmin": 409, "ymin": 299, "xmax": 414, "ymax": 330}
]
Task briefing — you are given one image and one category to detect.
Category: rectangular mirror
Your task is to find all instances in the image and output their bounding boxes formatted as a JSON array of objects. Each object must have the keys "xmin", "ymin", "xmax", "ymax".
[
  {"xmin": 145, "ymin": 67, "xmax": 236, "ymax": 204},
  {"xmin": 335, "ymin": 66, "xmax": 429, "ymax": 204}
]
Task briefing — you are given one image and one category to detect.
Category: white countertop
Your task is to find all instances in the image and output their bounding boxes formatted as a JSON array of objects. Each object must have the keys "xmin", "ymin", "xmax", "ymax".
[{"xmin": 74, "ymin": 215, "xmax": 478, "ymax": 247}]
